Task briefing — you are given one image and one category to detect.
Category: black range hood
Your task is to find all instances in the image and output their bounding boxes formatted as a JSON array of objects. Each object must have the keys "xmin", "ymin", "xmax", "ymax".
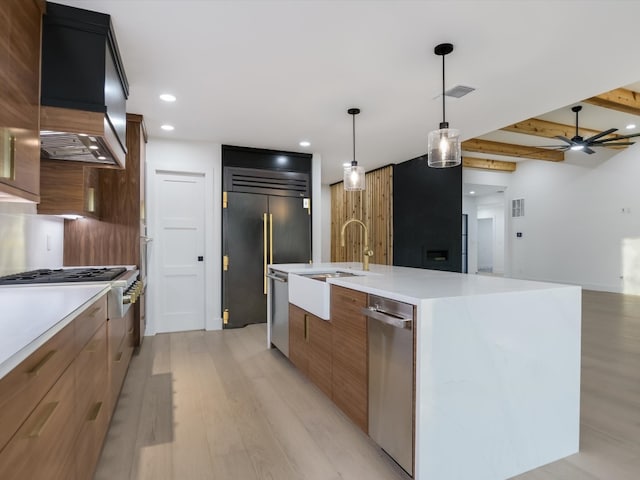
[{"xmin": 40, "ymin": 2, "xmax": 129, "ymax": 168}]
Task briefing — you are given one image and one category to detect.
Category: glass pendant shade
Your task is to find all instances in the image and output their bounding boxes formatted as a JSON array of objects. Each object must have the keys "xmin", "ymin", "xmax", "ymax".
[
  {"xmin": 427, "ymin": 126, "xmax": 461, "ymax": 168},
  {"xmin": 344, "ymin": 162, "xmax": 365, "ymax": 191}
]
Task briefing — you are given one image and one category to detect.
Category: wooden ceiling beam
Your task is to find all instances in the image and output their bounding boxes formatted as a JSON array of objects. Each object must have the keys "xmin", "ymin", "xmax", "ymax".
[
  {"xmin": 462, "ymin": 157, "xmax": 517, "ymax": 172},
  {"xmin": 502, "ymin": 118, "xmax": 605, "ymax": 140},
  {"xmin": 462, "ymin": 138, "xmax": 564, "ymax": 162},
  {"xmin": 583, "ymin": 88, "xmax": 640, "ymax": 116}
]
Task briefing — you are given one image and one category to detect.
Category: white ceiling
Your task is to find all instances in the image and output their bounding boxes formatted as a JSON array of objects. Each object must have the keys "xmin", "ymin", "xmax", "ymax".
[{"xmin": 55, "ymin": 0, "xmax": 640, "ymax": 184}]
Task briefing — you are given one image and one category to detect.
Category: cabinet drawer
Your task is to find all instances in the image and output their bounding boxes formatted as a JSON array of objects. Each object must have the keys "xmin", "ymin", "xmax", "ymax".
[
  {"xmin": 0, "ymin": 361, "xmax": 77, "ymax": 480},
  {"xmin": 0, "ymin": 320, "xmax": 75, "ymax": 452},
  {"xmin": 75, "ymin": 324, "xmax": 109, "ymax": 480},
  {"xmin": 108, "ymin": 314, "xmax": 126, "ymax": 358},
  {"xmin": 109, "ymin": 336, "xmax": 132, "ymax": 413},
  {"xmin": 76, "ymin": 322, "xmax": 108, "ymax": 415},
  {"xmin": 75, "ymin": 294, "xmax": 108, "ymax": 351}
]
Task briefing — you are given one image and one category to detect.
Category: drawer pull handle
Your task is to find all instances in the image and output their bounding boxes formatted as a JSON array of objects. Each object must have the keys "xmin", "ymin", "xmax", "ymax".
[
  {"xmin": 87, "ymin": 306, "xmax": 102, "ymax": 317},
  {"xmin": 87, "ymin": 402, "xmax": 103, "ymax": 422},
  {"xmin": 114, "ymin": 352, "xmax": 123, "ymax": 362},
  {"xmin": 127, "ymin": 327, "xmax": 134, "ymax": 335},
  {"xmin": 28, "ymin": 401, "xmax": 59, "ymax": 438},
  {"xmin": 27, "ymin": 350, "xmax": 56, "ymax": 377}
]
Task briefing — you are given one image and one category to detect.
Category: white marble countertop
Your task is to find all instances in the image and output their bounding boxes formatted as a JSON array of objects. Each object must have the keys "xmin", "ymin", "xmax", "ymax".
[
  {"xmin": 0, "ymin": 284, "xmax": 110, "ymax": 380},
  {"xmin": 271, "ymin": 262, "xmax": 575, "ymax": 305}
]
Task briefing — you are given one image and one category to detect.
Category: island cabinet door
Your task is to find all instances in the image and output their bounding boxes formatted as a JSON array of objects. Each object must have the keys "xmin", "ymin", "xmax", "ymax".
[
  {"xmin": 289, "ymin": 304, "xmax": 308, "ymax": 374},
  {"xmin": 330, "ymin": 285, "xmax": 368, "ymax": 433},
  {"xmin": 307, "ymin": 314, "xmax": 332, "ymax": 398}
]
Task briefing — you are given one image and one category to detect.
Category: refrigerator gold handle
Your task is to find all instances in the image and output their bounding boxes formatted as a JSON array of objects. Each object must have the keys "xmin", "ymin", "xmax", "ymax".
[
  {"xmin": 263, "ymin": 213, "xmax": 268, "ymax": 294},
  {"xmin": 269, "ymin": 213, "xmax": 273, "ymax": 265}
]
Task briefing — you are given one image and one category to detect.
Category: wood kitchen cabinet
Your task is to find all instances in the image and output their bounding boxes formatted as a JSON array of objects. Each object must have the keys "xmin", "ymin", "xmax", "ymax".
[
  {"xmin": 38, "ymin": 160, "xmax": 100, "ymax": 218},
  {"xmin": 0, "ymin": 293, "xmax": 108, "ymax": 480},
  {"xmin": 288, "ymin": 304, "xmax": 333, "ymax": 398},
  {"xmin": 0, "ymin": 0, "xmax": 44, "ymax": 202},
  {"xmin": 75, "ymin": 321, "xmax": 109, "ymax": 480},
  {"xmin": 330, "ymin": 285, "xmax": 368, "ymax": 433},
  {"xmin": 108, "ymin": 307, "xmax": 135, "ymax": 412}
]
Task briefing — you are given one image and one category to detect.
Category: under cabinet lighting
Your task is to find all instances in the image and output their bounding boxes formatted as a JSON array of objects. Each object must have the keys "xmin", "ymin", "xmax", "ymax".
[
  {"xmin": 161, "ymin": 124, "xmax": 175, "ymax": 131},
  {"xmin": 57, "ymin": 214, "xmax": 84, "ymax": 220},
  {"xmin": 160, "ymin": 93, "xmax": 176, "ymax": 102}
]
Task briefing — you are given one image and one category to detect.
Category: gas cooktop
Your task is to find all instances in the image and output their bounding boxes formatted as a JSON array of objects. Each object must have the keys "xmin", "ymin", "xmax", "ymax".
[{"xmin": 0, "ymin": 267, "xmax": 127, "ymax": 285}]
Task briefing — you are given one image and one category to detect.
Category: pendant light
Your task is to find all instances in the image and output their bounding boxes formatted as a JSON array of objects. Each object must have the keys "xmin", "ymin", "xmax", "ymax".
[
  {"xmin": 343, "ymin": 108, "xmax": 365, "ymax": 191},
  {"xmin": 427, "ymin": 43, "xmax": 461, "ymax": 168}
]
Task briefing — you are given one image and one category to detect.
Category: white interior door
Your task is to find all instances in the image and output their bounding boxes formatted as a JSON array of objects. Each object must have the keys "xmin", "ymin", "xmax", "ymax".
[{"xmin": 155, "ymin": 171, "xmax": 205, "ymax": 333}]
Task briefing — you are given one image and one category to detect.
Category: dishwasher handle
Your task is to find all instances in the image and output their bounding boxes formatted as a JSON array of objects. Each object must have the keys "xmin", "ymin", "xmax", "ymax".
[
  {"xmin": 267, "ymin": 273, "xmax": 288, "ymax": 283},
  {"xmin": 362, "ymin": 307, "xmax": 412, "ymax": 330}
]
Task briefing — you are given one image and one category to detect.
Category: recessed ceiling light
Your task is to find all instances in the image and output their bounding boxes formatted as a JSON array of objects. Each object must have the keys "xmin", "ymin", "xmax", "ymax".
[
  {"xmin": 97, "ymin": 156, "xmax": 106, "ymax": 160},
  {"xmin": 299, "ymin": 140, "xmax": 311, "ymax": 147},
  {"xmin": 626, "ymin": 123, "xmax": 636, "ymax": 130},
  {"xmin": 469, "ymin": 190, "xmax": 475, "ymax": 195},
  {"xmin": 159, "ymin": 93, "xmax": 176, "ymax": 102},
  {"xmin": 89, "ymin": 145, "xmax": 99, "ymax": 150},
  {"xmin": 161, "ymin": 124, "xmax": 175, "ymax": 131}
]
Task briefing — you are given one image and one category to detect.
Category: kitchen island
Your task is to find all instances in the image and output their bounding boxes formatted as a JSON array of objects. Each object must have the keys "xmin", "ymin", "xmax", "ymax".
[{"xmin": 267, "ymin": 263, "xmax": 581, "ymax": 480}]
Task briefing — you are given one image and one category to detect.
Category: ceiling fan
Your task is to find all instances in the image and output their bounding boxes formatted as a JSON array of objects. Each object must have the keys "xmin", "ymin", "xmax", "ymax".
[{"xmin": 543, "ymin": 105, "xmax": 640, "ymax": 154}]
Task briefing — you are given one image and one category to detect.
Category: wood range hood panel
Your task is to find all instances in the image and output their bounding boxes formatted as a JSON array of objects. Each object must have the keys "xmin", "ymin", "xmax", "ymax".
[{"xmin": 40, "ymin": 2, "xmax": 129, "ymax": 169}]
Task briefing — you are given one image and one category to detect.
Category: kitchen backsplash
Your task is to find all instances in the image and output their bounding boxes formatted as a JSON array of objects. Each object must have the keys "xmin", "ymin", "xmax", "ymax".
[{"xmin": 0, "ymin": 202, "xmax": 64, "ymax": 276}]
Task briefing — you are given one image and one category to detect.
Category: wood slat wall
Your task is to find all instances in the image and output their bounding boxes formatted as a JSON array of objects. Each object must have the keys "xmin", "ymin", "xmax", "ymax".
[{"xmin": 330, "ymin": 166, "xmax": 393, "ymax": 265}]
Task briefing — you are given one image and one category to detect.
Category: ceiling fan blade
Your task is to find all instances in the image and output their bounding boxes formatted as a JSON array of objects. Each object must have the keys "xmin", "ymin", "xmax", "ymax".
[
  {"xmin": 590, "ymin": 141, "xmax": 636, "ymax": 147},
  {"xmin": 583, "ymin": 146, "xmax": 596, "ymax": 154},
  {"xmin": 554, "ymin": 135, "xmax": 573, "ymax": 145},
  {"xmin": 603, "ymin": 131, "xmax": 640, "ymax": 140},
  {"xmin": 584, "ymin": 128, "xmax": 617, "ymax": 143}
]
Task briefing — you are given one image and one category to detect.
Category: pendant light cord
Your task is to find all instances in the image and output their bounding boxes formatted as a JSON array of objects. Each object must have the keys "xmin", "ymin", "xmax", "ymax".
[
  {"xmin": 352, "ymin": 112, "xmax": 356, "ymax": 166},
  {"xmin": 441, "ymin": 52, "xmax": 446, "ymax": 125}
]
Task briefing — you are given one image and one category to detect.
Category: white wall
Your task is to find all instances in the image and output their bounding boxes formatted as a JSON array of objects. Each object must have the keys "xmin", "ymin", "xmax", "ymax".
[
  {"xmin": 477, "ymin": 193, "xmax": 505, "ymax": 275},
  {"xmin": 506, "ymin": 147, "xmax": 640, "ymax": 293},
  {"xmin": 0, "ymin": 202, "xmax": 64, "ymax": 276},
  {"xmin": 146, "ymin": 139, "xmax": 221, "ymax": 333}
]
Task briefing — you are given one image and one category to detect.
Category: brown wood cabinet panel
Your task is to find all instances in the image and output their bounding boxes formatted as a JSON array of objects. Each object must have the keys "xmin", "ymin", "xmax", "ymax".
[
  {"xmin": 108, "ymin": 307, "xmax": 134, "ymax": 412},
  {"xmin": 0, "ymin": 320, "xmax": 76, "ymax": 453},
  {"xmin": 38, "ymin": 159, "xmax": 100, "ymax": 218},
  {"xmin": 74, "ymin": 294, "xmax": 107, "ymax": 351},
  {"xmin": 307, "ymin": 314, "xmax": 333, "ymax": 398},
  {"xmin": 75, "ymin": 322, "xmax": 109, "ymax": 480},
  {"xmin": 289, "ymin": 304, "xmax": 333, "ymax": 398},
  {"xmin": 330, "ymin": 285, "xmax": 368, "ymax": 432},
  {"xmin": 0, "ymin": 0, "xmax": 43, "ymax": 202},
  {"xmin": 0, "ymin": 360, "xmax": 77, "ymax": 480},
  {"xmin": 289, "ymin": 303, "xmax": 308, "ymax": 374}
]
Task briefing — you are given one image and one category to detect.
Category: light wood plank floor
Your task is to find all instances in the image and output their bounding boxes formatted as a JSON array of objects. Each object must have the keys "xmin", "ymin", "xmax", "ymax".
[{"xmin": 95, "ymin": 290, "xmax": 640, "ymax": 480}]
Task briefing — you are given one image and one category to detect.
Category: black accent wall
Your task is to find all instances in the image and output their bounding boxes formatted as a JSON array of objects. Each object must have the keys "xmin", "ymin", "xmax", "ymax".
[
  {"xmin": 393, "ymin": 156, "xmax": 462, "ymax": 272},
  {"xmin": 222, "ymin": 145, "xmax": 312, "ymax": 173}
]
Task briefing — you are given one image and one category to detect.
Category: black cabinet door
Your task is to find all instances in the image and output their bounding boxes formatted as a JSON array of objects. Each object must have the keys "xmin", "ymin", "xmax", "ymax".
[
  {"xmin": 269, "ymin": 195, "xmax": 311, "ymax": 265},
  {"xmin": 223, "ymin": 192, "xmax": 269, "ymax": 329},
  {"xmin": 223, "ymin": 193, "xmax": 311, "ymax": 329}
]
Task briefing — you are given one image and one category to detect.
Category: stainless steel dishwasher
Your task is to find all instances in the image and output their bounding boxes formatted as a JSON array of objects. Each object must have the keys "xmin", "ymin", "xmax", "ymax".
[
  {"xmin": 267, "ymin": 269, "xmax": 289, "ymax": 357},
  {"xmin": 363, "ymin": 294, "xmax": 414, "ymax": 476}
]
